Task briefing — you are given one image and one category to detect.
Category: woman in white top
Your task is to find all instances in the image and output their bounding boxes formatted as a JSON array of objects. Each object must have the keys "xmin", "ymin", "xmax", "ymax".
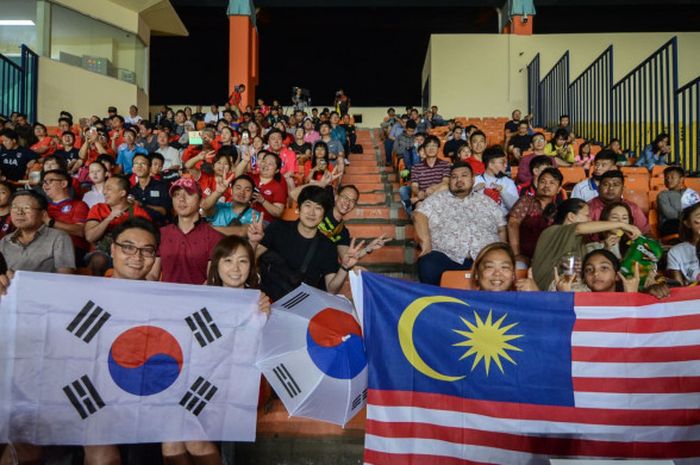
[
  {"xmin": 82, "ymin": 161, "xmax": 108, "ymax": 208},
  {"xmin": 668, "ymin": 202, "xmax": 700, "ymax": 285}
]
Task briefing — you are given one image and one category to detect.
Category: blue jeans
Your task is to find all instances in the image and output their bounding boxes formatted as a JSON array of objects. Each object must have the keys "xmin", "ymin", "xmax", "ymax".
[
  {"xmin": 418, "ymin": 251, "xmax": 473, "ymax": 286},
  {"xmin": 402, "ymin": 149, "xmax": 420, "ymax": 171},
  {"xmin": 384, "ymin": 139, "xmax": 394, "ymax": 164},
  {"xmin": 399, "ymin": 185, "xmax": 413, "ymax": 215}
]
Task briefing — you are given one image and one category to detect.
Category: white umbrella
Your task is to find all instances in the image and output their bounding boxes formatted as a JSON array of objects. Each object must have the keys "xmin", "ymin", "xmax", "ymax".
[{"xmin": 255, "ymin": 283, "xmax": 368, "ymax": 426}]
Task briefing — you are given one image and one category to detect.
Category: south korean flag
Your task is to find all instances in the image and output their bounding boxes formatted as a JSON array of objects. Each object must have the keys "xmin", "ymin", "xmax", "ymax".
[{"xmin": 0, "ymin": 271, "xmax": 265, "ymax": 445}]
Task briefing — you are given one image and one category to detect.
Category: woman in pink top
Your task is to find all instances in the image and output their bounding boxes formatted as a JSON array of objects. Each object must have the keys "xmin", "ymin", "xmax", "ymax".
[{"xmin": 303, "ymin": 117, "xmax": 320, "ymax": 144}]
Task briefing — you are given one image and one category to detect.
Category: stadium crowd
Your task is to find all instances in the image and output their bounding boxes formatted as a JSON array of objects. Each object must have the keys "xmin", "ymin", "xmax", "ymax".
[{"xmin": 0, "ymin": 96, "xmax": 696, "ymax": 464}]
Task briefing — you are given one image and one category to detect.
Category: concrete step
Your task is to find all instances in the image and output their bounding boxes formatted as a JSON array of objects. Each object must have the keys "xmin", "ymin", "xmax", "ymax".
[
  {"xmin": 343, "ymin": 165, "xmax": 384, "ymax": 175},
  {"xmin": 353, "ymin": 182, "xmax": 386, "ymax": 193},
  {"xmin": 345, "ymin": 206, "xmax": 408, "ymax": 221},
  {"xmin": 342, "ymin": 174, "xmax": 383, "ymax": 184},
  {"xmin": 346, "ymin": 223, "xmax": 414, "ymax": 241},
  {"xmin": 356, "ymin": 192, "xmax": 388, "ymax": 205}
]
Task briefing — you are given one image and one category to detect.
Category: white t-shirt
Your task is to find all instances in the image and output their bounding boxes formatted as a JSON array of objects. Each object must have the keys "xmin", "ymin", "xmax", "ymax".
[
  {"xmin": 124, "ymin": 115, "xmax": 142, "ymax": 125},
  {"xmin": 157, "ymin": 146, "xmax": 182, "ymax": 170},
  {"xmin": 571, "ymin": 178, "xmax": 598, "ymax": 202},
  {"xmin": 667, "ymin": 241, "xmax": 699, "ymax": 283}
]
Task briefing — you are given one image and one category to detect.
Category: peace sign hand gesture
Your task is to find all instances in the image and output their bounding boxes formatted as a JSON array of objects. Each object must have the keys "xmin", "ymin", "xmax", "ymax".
[
  {"xmin": 341, "ymin": 238, "xmax": 366, "ymax": 271},
  {"xmin": 247, "ymin": 213, "xmax": 264, "ymax": 245}
]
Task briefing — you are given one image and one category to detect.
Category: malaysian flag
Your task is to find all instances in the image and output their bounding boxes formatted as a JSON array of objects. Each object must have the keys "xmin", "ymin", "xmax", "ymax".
[{"xmin": 357, "ymin": 272, "xmax": 700, "ymax": 464}]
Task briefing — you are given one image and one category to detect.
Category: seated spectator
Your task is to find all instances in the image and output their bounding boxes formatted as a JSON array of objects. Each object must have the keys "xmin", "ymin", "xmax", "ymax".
[
  {"xmin": 247, "ymin": 185, "xmax": 362, "ymax": 298},
  {"xmin": 108, "ymin": 114, "xmax": 126, "ymax": 150},
  {"xmin": 574, "ymin": 141, "xmax": 594, "ymax": 171},
  {"xmin": 503, "ymin": 109, "xmax": 522, "ymax": 145},
  {"xmin": 555, "ymin": 249, "xmax": 669, "ymax": 298},
  {"xmin": 400, "ymin": 135, "xmax": 451, "ymax": 215},
  {"xmin": 0, "ymin": 189, "xmax": 75, "ymax": 273},
  {"xmin": 43, "ymin": 169, "xmax": 90, "ymax": 260},
  {"xmin": 430, "ymin": 105, "xmax": 446, "ymax": 127},
  {"xmin": 318, "ymin": 122, "xmax": 345, "ymax": 168},
  {"xmin": 571, "ymin": 149, "xmax": 618, "ymax": 202},
  {"xmin": 385, "ymin": 114, "xmax": 408, "ymax": 165},
  {"xmin": 587, "ymin": 170, "xmax": 649, "ymax": 233},
  {"xmin": 302, "ymin": 118, "xmax": 320, "ymax": 145},
  {"xmin": 137, "ymin": 120, "xmax": 159, "ymax": 153},
  {"xmin": 606, "ymin": 138, "xmax": 628, "ymax": 166},
  {"xmin": 85, "ymin": 175, "xmax": 152, "ymax": 274},
  {"xmin": 0, "ymin": 129, "xmax": 38, "ymax": 182},
  {"xmin": 507, "ymin": 121, "xmax": 532, "ymax": 162},
  {"xmin": 182, "ymin": 128, "xmax": 220, "ymax": 170},
  {"xmin": 147, "ymin": 177, "xmax": 223, "ymax": 284},
  {"xmin": 79, "ymin": 128, "xmax": 113, "ymax": 166},
  {"xmin": 125, "ymin": 105, "xmax": 143, "ymax": 126},
  {"xmin": 471, "ymin": 242, "xmax": 539, "ymax": 291},
  {"xmin": 83, "ymin": 161, "xmax": 108, "ymax": 208},
  {"xmin": 341, "ymin": 113, "xmax": 357, "ymax": 150},
  {"xmin": 53, "ymin": 131, "xmax": 81, "ymax": 173},
  {"xmin": 466, "ymin": 130, "xmax": 487, "ymax": 175},
  {"xmin": 290, "ymin": 127, "xmax": 312, "ymax": 162},
  {"xmin": 474, "ymin": 146, "xmax": 519, "ymax": 214},
  {"xmin": 544, "ymin": 129, "xmax": 574, "ymax": 166},
  {"xmin": 636, "ymin": 133, "xmax": 670, "ymax": 170},
  {"xmin": 129, "ymin": 153, "xmax": 171, "ymax": 225},
  {"xmin": 0, "ymin": 180, "xmax": 15, "ymax": 239},
  {"xmin": 414, "ymin": 162, "xmax": 506, "ymax": 285},
  {"xmin": 330, "ymin": 111, "xmax": 348, "ymax": 154},
  {"xmin": 585, "ymin": 201, "xmax": 633, "ymax": 259},
  {"xmin": 392, "ymin": 120, "xmax": 417, "ymax": 167},
  {"xmin": 30, "ymin": 123, "xmax": 56, "ymax": 157},
  {"xmin": 657, "ymin": 166, "xmax": 700, "ymax": 237},
  {"xmin": 402, "ymin": 132, "xmax": 425, "ymax": 172},
  {"xmin": 303, "ymin": 141, "xmax": 333, "ymax": 182},
  {"xmin": 508, "ymin": 167, "xmax": 563, "ymax": 267},
  {"xmin": 149, "ymin": 152, "xmax": 166, "ymax": 180},
  {"xmin": 531, "ymin": 198, "xmax": 642, "ymax": 290},
  {"xmin": 203, "ymin": 174, "xmax": 261, "ymax": 235},
  {"xmin": 266, "ymin": 129, "xmax": 297, "ymax": 177},
  {"xmin": 453, "ymin": 144, "xmax": 471, "ymax": 164},
  {"xmin": 443, "ymin": 126, "xmax": 466, "ymax": 160},
  {"xmin": 235, "ymin": 151, "xmax": 288, "ymax": 223},
  {"xmin": 517, "ymin": 155, "xmax": 565, "ymax": 202},
  {"xmin": 549, "ymin": 114, "xmax": 576, "ymax": 143},
  {"xmin": 667, "ymin": 202, "xmax": 700, "ymax": 285},
  {"xmin": 116, "ymin": 128, "xmax": 148, "ymax": 175},
  {"xmin": 516, "ymin": 132, "xmax": 548, "ymax": 185}
]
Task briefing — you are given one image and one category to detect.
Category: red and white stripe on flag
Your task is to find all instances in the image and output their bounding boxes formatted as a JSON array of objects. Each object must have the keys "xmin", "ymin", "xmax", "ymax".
[{"xmin": 365, "ymin": 288, "xmax": 700, "ymax": 464}]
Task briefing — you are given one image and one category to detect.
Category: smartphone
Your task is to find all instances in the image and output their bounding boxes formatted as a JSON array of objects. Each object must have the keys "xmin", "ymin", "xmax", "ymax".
[{"xmin": 188, "ymin": 131, "xmax": 203, "ymax": 145}]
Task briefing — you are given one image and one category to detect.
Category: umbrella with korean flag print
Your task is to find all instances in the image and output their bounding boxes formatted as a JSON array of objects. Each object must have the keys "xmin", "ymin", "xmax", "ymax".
[{"xmin": 255, "ymin": 283, "xmax": 367, "ymax": 426}]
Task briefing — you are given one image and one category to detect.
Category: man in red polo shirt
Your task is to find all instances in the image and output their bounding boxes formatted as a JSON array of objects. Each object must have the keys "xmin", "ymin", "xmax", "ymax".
[
  {"xmin": 43, "ymin": 169, "xmax": 90, "ymax": 259},
  {"xmin": 466, "ymin": 130, "xmax": 487, "ymax": 175},
  {"xmin": 147, "ymin": 177, "xmax": 223, "ymax": 284}
]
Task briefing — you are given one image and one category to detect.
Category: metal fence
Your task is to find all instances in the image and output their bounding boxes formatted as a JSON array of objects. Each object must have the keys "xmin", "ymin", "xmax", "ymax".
[
  {"xmin": 611, "ymin": 37, "xmax": 678, "ymax": 162},
  {"xmin": 537, "ymin": 52, "xmax": 569, "ymax": 131},
  {"xmin": 568, "ymin": 46, "xmax": 613, "ymax": 145},
  {"xmin": 677, "ymin": 76, "xmax": 700, "ymax": 173},
  {"xmin": 527, "ymin": 54, "xmax": 540, "ymax": 123},
  {"xmin": 0, "ymin": 45, "xmax": 39, "ymax": 123}
]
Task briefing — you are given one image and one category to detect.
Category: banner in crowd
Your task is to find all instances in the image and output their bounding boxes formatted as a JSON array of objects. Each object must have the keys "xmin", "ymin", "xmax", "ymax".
[
  {"xmin": 0, "ymin": 271, "xmax": 265, "ymax": 445},
  {"xmin": 356, "ymin": 272, "xmax": 700, "ymax": 464}
]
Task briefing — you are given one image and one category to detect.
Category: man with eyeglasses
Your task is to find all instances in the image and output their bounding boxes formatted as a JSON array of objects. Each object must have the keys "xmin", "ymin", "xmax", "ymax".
[
  {"xmin": 43, "ymin": 169, "xmax": 90, "ymax": 261},
  {"xmin": 0, "ymin": 189, "xmax": 75, "ymax": 273}
]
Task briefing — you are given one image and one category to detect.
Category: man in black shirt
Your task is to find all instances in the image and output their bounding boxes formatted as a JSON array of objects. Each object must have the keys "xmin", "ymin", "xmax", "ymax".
[
  {"xmin": 504, "ymin": 109, "xmax": 521, "ymax": 137},
  {"xmin": 443, "ymin": 126, "xmax": 466, "ymax": 160},
  {"xmin": 130, "ymin": 153, "xmax": 171, "ymax": 225},
  {"xmin": 248, "ymin": 185, "xmax": 362, "ymax": 294},
  {"xmin": 54, "ymin": 131, "xmax": 81, "ymax": 172},
  {"xmin": 0, "ymin": 129, "xmax": 38, "ymax": 182},
  {"xmin": 507, "ymin": 121, "xmax": 533, "ymax": 161}
]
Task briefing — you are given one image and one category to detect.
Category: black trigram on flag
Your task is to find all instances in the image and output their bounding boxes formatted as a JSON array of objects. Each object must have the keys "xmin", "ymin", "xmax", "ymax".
[
  {"xmin": 351, "ymin": 388, "xmax": 368, "ymax": 410},
  {"xmin": 185, "ymin": 308, "xmax": 222, "ymax": 347},
  {"xmin": 63, "ymin": 375, "xmax": 105, "ymax": 420},
  {"xmin": 180, "ymin": 376, "xmax": 218, "ymax": 416},
  {"xmin": 66, "ymin": 300, "xmax": 111, "ymax": 343},
  {"xmin": 272, "ymin": 363, "xmax": 301, "ymax": 398},
  {"xmin": 280, "ymin": 291, "xmax": 310, "ymax": 310}
]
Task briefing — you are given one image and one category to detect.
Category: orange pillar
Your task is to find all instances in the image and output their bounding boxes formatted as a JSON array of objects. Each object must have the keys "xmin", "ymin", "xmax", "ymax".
[
  {"xmin": 502, "ymin": 15, "xmax": 533, "ymax": 35},
  {"xmin": 228, "ymin": 15, "xmax": 257, "ymax": 109}
]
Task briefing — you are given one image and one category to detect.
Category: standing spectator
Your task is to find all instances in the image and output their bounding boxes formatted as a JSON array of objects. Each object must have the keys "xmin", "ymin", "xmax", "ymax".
[
  {"xmin": 414, "ymin": 162, "xmax": 506, "ymax": 285},
  {"xmin": 571, "ymin": 149, "xmax": 618, "ymax": 202},
  {"xmin": 0, "ymin": 129, "xmax": 38, "ymax": 182},
  {"xmin": 401, "ymin": 135, "xmax": 451, "ymax": 214},
  {"xmin": 587, "ymin": 170, "xmax": 649, "ymax": 233},
  {"xmin": 474, "ymin": 146, "xmax": 519, "ymax": 214},
  {"xmin": 334, "ymin": 89, "xmax": 351, "ymax": 116},
  {"xmin": 116, "ymin": 128, "xmax": 148, "ymax": 175},
  {"xmin": 147, "ymin": 177, "xmax": 223, "ymax": 284},
  {"xmin": 125, "ymin": 105, "xmax": 143, "ymax": 126},
  {"xmin": 658, "ymin": 166, "xmax": 700, "ymax": 236}
]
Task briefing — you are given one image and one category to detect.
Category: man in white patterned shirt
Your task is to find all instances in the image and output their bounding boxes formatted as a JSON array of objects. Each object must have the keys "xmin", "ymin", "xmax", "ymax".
[{"xmin": 414, "ymin": 161, "xmax": 506, "ymax": 285}]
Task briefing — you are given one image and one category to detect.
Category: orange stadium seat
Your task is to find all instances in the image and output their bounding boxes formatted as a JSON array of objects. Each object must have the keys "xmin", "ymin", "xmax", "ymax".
[
  {"xmin": 623, "ymin": 175, "xmax": 650, "ymax": 192},
  {"xmin": 440, "ymin": 270, "xmax": 474, "ymax": 290},
  {"xmin": 650, "ymin": 176, "xmax": 665, "ymax": 190},
  {"xmin": 624, "ymin": 188, "xmax": 649, "ymax": 215},
  {"xmin": 648, "ymin": 209, "xmax": 659, "ymax": 239},
  {"xmin": 648, "ymin": 189, "xmax": 664, "ymax": 208},
  {"xmin": 651, "ymin": 165, "xmax": 666, "ymax": 179},
  {"xmin": 621, "ymin": 166, "xmax": 650, "ymax": 176},
  {"xmin": 560, "ymin": 167, "xmax": 587, "ymax": 188},
  {"xmin": 685, "ymin": 178, "xmax": 700, "ymax": 192}
]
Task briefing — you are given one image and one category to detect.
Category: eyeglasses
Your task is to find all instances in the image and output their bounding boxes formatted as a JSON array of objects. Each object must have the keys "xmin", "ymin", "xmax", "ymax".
[
  {"xmin": 11, "ymin": 206, "xmax": 41, "ymax": 214},
  {"xmin": 42, "ymin": 178, "xmax": 63, "ymax": 185},
  {"xmin": 114, "ymin": 242, "xmax": 157, "ymax": 258},
  {"xmin": 338, "ymin": 193, "xmax": 358, "ymax": 205}
]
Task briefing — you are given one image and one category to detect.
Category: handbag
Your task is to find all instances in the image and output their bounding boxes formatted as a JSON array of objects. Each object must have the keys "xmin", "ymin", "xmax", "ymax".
[{"xmin": 259, "ymin": 235, "xmax": 320, "ymax": 301}]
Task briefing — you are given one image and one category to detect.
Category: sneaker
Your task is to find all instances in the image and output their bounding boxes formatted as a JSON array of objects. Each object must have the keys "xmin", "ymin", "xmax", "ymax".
[{"xmin": 344, "ymin": 158, "xmax": 350, "ymax": 166}]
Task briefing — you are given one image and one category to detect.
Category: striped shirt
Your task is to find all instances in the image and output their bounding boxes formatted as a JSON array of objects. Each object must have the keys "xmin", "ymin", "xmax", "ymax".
[{"xmin": 410, "ymin": 159, "xmax": 451, "ymax": 192}]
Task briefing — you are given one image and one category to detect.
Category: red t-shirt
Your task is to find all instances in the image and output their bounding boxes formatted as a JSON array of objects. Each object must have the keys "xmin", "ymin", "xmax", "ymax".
[
  {"xmin": 197, "ymin": 172, "xmax": 234, "ymax": 202},
  {"xmin": 466, "ymin": 156, "xmax": 485, "ymax": 175},
  {"xmin": 31, "ymin": 136, "xmax": 56, "ymax": 157},
  {"xmin": 86, "ymin": 202, "xmax": 152, "ymax": 233},
  {"xmin": 276, "ymin": 147, "xmax": 298, "ymax": 177},
  {"xmin": 251, "ymin": 173, "xmax": 288, "ymax": 223},
  {"xmin": 182, "ymin": 141, "xmax": 222, "ymax": 169},
  {"xmin": 109, "ymin": 129, "xmax": 125, "ymax": 149},
  {"xmin": 158, "ymin": 221, "xmax": 224, "ymax": 284},
  {"xmin": 48, "ymin": 198, "xmax": 90, "ymax": 251}
]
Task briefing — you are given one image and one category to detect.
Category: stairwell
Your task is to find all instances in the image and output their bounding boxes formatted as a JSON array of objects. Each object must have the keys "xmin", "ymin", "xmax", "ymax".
[{"xmin": 238, "ymin": 129, "xmax": 415, "ymax": 464}]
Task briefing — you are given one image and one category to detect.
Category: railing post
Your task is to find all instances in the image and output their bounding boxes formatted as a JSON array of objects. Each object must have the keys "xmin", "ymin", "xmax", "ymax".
[{"xmin": 671, "ymin": 37, "xmax": 680, "ymax": 165}]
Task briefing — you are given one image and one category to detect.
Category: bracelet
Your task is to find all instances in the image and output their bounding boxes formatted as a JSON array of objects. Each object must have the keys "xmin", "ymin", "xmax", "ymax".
[
  {"xmin": 341, "ymin": 264, "xmax": 352, "ymax": 272},
  {"xmin": 364, "ymin": 247, "xmax": 372, "ymax": 255}
]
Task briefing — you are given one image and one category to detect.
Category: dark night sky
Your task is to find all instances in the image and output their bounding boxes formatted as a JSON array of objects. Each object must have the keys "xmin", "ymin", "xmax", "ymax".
[{"xmin": 149, "ymin": 4, "xmax": 700, "ymax": 106}]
